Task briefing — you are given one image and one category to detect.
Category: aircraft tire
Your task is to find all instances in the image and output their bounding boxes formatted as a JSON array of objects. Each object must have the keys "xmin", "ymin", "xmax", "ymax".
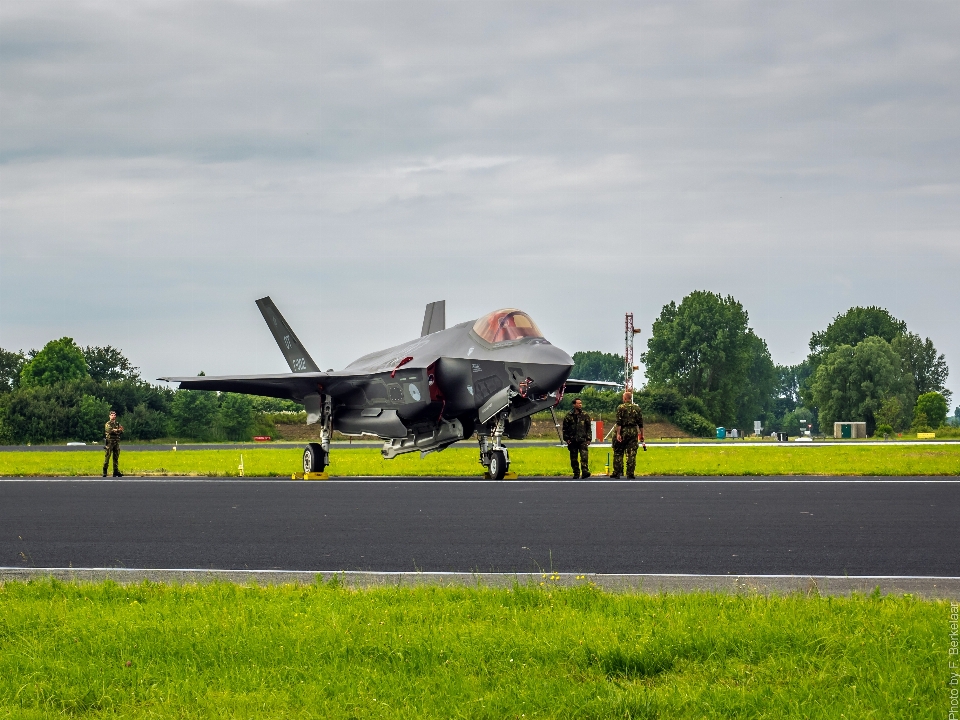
[
  {"xmin": 488, "ymin": 450, "xmax": 507, "ymax": 480},
  {"xmin": 303, "ymin": 443, "xmax": 327, "ymax": 473}
]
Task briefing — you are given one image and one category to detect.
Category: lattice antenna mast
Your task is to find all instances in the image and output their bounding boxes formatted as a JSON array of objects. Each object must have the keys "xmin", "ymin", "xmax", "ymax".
[{"xmin": 624, "ymin": 312, "xmax": 641, "ymax": 392}]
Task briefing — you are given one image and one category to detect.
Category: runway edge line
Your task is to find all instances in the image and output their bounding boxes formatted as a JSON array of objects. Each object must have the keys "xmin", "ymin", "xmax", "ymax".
[{"xmin": 2, "ymin": 568, "xmax": 958, "ymax": 599}]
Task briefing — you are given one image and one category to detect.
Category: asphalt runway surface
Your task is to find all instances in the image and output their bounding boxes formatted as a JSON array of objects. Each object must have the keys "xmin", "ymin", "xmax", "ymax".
[{"xmin": 3, "ymin": 478, "xmax": 957, "ymax": 576}]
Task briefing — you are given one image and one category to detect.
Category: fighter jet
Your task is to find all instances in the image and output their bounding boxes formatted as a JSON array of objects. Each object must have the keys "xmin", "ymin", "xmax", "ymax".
[{"xmin": 160, "ymin": 298, "xmax": 618, "ymax": 479}]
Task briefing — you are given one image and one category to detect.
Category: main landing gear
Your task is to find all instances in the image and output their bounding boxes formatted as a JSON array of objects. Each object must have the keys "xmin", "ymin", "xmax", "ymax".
[
  {"xmin": 303, "ymin": 443, "xmax": 327, "ymax": 473},
  {"xmin": 479, "ymin": 410, "xmax": 511, "ymax": 480},
  {"xmin": 302, "ymin": 394, "xmax": 332, "ymax": 476}
]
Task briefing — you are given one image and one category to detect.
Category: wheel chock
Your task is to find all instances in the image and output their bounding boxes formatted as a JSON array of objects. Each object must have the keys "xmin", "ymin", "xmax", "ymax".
[{"xmin": 291, "ymin": 472, "xmax": 329, "ymax": 480}]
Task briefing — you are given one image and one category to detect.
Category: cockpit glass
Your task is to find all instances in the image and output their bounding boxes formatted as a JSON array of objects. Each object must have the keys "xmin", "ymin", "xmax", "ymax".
[{"xmin": 472, "ymin": 309, "xmax": 544, "ymax": 344}]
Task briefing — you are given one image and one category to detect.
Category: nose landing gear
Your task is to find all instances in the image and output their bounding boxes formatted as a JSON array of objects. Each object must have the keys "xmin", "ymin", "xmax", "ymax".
[
  {"xmin": 487, "ymin": 448, "xmax": 508, "ymax": 480},
  {"xmin": 479, "ymin": 410, "xmax": 512, "ymax": 480}
]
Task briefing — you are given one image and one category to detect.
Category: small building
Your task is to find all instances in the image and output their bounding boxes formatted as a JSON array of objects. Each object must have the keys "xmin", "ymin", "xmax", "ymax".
[{"xmin": 834, "ymin": 422, "xmax": 867, "ymax": 439}]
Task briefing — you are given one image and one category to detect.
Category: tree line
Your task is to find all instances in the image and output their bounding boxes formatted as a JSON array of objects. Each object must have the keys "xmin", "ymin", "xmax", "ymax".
[
  {"xmin": 1, "ymin": 294, "xmax": 954, "ymax": 443},
  {"xmin": 0, "ymin": 340, "xmax": 293, "ymax": 444},
  {"xmin": 566, "ymin": 292, "xmax": 954, "ymax": 437}
]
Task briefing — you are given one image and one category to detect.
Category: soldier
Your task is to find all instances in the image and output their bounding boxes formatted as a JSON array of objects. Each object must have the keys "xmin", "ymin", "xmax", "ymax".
[
  {"xmin": 103, "ymin": 410, "xmax": 124, "ymax": 478},
  {"xmin": 611, "ymin": 390, "xmax": 644, "ymax": 479},
  {"xmin": 562, "ymin": 397, "xmax": 592, "ymax": 479}
]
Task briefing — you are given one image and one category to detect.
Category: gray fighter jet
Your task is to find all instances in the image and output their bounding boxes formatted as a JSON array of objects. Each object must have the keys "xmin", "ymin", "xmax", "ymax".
[{"xmin": 160, "ymin": 298, "xmax": 617, "ymax": 479}]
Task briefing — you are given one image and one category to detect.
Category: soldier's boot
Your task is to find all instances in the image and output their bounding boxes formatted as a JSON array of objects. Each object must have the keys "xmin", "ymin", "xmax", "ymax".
[
  {"xmin": 113, "ymin": 469, "xmax": 123, "ymax": 478},
  {"xmin": 582, "ymin": 470, "xmax": 591, "ymax": 479},
  {"xmin": 611, "ymin": 451, "xmax": 623, "ymax": 479},
  {"xmin": 102, "ymin": 464, "xmax": 108, "ymax": 478}
]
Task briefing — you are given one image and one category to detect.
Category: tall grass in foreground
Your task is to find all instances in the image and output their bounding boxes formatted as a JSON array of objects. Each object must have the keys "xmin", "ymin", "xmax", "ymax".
[
  {"xmin": 0, "ymin": 580, "xmax": 942, "ymax": 719},
  {"xmin": 0, "ymin": 444, "xmax": 958, "ymax": 476}
]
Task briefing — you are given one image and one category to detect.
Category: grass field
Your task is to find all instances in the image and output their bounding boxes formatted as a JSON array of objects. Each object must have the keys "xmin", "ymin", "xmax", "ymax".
[
  {"xmin": 0, "ymin": 579, "xmax": 944, "ymax": 719},
  {"xmin": 0, "ymin": 443, "xmax": 958, "ymax": 476}
]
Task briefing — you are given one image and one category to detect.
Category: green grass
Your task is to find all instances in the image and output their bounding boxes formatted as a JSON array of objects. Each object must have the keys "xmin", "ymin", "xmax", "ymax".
[
  {"xmin": 0, "ymin": 579, "xmax": 943, "ymax": 719},
  {"xmin": 0, "ymin": 444, "xmax": 958, "ymax": 476}
]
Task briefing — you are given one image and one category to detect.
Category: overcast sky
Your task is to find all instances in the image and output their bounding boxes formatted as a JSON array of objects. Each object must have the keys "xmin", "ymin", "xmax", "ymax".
[{"xmin": 1, "ymin": 1, "xmax": 958, "ymax": 404}]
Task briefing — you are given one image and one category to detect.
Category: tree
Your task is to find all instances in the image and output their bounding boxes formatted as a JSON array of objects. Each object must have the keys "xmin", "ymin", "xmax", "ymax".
[
  {"xmin": 170, "ymin": 389, "xmax": 219, "ymax": 441},
  {"xmin": 809, "ymin": 337, "xmax": 909, "ymax": 435},
  {"xmin": 558, "ymin": 387, "xmax": 621, "ymax": 416},
  {"xmin": 735, "ymin": 331, "xmax": 776, "ymax": 429},
  {"xmin": 781, "ymin": 407, "xmax": 814, "ymax": 436},
  {"xmin": 891, "ymin": 333, "xmax": 950, "ymax": 404},
  {"xmin": 773, "ymin": 364, "xmax": 799, "ymax": 417},
  {"xmin": 19, "ymin": 338, "xmax": 88, "ymax": 388},
  {"xmin": 803, "ymin": 305, "xmax": 912, "ymax": 410},
  {"xmin": 570, "ymin": 351, "xmax": 625, "ymax": 384},
  {"xmin": 0, "ymin": 382, "xmax": 86, "ymax": 444},
  {"xmin": 770, "ymin": 361, "xmax": 815, "ymax": 431},
  {"xmin": 875, "ymin": 397, "xmax": 905, "ymax": 433},
  {"xmin": 809, "ymin": 306, "xmax": 906, "ymax": 357},
  {"xmin": 0, "ymin": 340, "xmax": 174, "ymax": 443},
  {"xmin": 641, "ymin": 291, "xmax": 757, "ymax": 426},
  {"xmin": 218, "ymin": 393, "xmax": 255, "ymax": 441},
  {"xmin": 914, "ymin": 392, "xmax": 948, "ymax": 429},
  {"xmin": 77, "ymin": 394, "xmax": 112, "ymax": 442},
  {"xmin": 83, "ymin": 345, "xmax": 139, "ymax": 383},
  {"xmin": 124, "ymin": 403, "xmax": 169, "ymax": 440},
  {"xmin": 638, "ymin": 385, "xmax": 684, "ymax": 417},
  {"xmin": 91, "ymin": 377, "xmax": 173, "ymax": 418},
  {"xmin": 250, "ymin": 396, "xmax": 302, "ymax": 413},
  {"xmin": 0, "ymin": 349, "xmax": 26, "ymax": 393}
]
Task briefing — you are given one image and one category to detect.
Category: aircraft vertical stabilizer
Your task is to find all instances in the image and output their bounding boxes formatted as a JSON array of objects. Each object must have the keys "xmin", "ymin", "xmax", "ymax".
[
  {"xmin": 421, "ymin": 300, "xmax": 445, "ymax": 336},
  {"xmin": 255, "ymin": 296, "xmax": 320, "ymax": 373}
]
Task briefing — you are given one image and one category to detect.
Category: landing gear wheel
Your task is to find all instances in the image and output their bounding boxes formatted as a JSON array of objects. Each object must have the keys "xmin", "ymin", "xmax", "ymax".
[
  {"xmin": 488, "ymin": 450, "xmax": 507, "ymax": 480},
  {"xmin": 303, "ymin": 443, "xmax": 327, "ymax": 473}
]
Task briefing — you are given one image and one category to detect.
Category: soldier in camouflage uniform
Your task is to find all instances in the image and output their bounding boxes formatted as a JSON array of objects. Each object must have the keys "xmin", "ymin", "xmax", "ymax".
[
  {"xmin": 612, "ymin": 391, "xmax": 644, "ymax": 478},
  {"xmin": 562, "ymin": 398, "xmax": 592, "ymax": 479},
  {"xmin": 103, "ymin": 410, "xmax": 124, "ymax": 477}
]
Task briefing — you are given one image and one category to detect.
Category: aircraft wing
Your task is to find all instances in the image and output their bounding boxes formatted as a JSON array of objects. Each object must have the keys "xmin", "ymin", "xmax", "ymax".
[
  {"xmin": 160, "ymin": 296, "xmax": 347, "ymax": 401},
  {"xmin": 564, "ymin": 378, "xmax": 623, "ymax": 393},
  {"xmin": 158, "ymin": 372, "xmax": 360, "ymax": 401}
]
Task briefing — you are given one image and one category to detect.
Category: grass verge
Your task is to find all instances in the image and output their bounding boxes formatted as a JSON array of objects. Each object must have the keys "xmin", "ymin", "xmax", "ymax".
[
  {"xmin": 0, "ymin": 444, "xmax": 958, "ymax": 476},
  {"xmin": 0, "ymin": 579, "xmax": 943, "ymax": 719}
]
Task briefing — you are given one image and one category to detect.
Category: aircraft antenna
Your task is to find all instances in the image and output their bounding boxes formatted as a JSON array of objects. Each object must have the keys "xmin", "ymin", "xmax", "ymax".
[{"xmin": 624, "ymin": 313, "xmax": 641, "ymax": 392}]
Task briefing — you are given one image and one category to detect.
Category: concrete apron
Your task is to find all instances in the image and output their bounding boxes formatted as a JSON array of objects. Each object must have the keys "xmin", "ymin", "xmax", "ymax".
[{"xmin": 2, "ymin": 568, "xmax": 958, "ymax": 600}]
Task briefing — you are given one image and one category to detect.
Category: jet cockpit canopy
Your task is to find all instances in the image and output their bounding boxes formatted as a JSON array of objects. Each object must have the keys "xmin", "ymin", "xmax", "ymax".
[{"xmin": 472, "ymin": 309, "xmax": 544, "ymax": 344}]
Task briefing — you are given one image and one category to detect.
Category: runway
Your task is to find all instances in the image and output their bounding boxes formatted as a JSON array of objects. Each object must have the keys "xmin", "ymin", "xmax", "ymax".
[{"xmin": 2, "ymin": 477, "xmax": 957, "ymax": 576}]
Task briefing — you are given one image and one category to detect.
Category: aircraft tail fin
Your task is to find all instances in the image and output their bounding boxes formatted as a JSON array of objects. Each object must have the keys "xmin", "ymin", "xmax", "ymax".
[
  {"xmin": 421, "ymin": 300, "xmax": 445, "ymax": 336},
  {"xmin": 255, "ymin": 296, "xmax": 320, "ymax": 373}
]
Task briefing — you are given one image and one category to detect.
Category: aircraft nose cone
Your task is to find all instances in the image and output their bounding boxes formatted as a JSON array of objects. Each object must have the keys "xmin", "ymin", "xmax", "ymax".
[
  {"xmin": 539, "ymin": 343, "xmax": 574, "ymax": 368},
  {"xmin": 528, "ymin": 343, "xmax": 574, "ymax": 392}
]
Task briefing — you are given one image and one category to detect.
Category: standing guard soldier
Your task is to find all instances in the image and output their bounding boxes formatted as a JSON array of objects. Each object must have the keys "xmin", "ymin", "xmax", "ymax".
[
  {"xmin": 562, "ymin": 397, "xmax": 592, "ymax": 479},
  {"xmin": 103, "ymin": 410, "xmax": 124, "ymax": 478},
  {"xmin": 612, "ymin": 390, "xmax": 644, "ymax": 479}
]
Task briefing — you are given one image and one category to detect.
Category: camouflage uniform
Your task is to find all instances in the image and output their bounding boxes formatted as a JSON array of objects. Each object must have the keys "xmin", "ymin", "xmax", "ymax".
[
  {"xmin": 103, "ymin": 418, "xmax": 123, "ymax": 476},
  {"xmin": 612, "ymin": 403, "xmax": 643, "ymax": 478},
  {"xmin": 562, "ymin": 406, "xmax": 592, "ymax": 478}
]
